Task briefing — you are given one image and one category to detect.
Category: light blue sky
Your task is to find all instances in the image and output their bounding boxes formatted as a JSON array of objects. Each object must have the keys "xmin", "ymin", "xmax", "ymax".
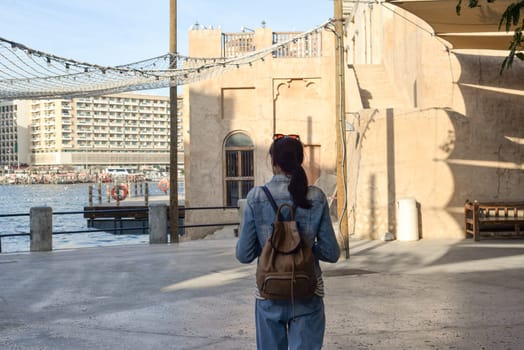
[{"xmin": 0, "ymin": 0, "xmax": 334, "ymax": 66}]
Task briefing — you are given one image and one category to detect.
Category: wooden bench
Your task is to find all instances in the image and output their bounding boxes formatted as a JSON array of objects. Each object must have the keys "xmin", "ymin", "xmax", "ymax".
[
  {"xmin": 464, "ymin": 201, "xmax": 524, "ymax": 241},
  {"xmin": 84, "ymin": 205, "xmax": 150, "ymax": 219},
  {"xmin": 83, "ymin": 205, "xmax": 186, "ymax": 235},
  {"xmin": 83, "ymin": 205, "xmax": 185, "ymax": 220}
]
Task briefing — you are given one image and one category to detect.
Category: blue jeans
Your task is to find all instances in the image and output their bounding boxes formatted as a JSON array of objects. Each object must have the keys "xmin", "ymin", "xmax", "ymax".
[{"xmin": 255, "ymin": 295, "xmax": 325, "ymax": 350}]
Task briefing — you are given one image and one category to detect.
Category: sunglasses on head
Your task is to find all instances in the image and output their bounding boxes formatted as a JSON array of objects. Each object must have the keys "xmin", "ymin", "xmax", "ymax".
[{"xmin": 273, "ymin": 133, "xmax": 300, "ymax": 141}]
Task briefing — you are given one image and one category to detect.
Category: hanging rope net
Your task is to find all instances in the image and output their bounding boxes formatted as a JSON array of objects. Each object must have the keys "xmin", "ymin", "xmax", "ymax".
[{"xmin": 0, "ymin": 20, "xmax": 332, "ymax": 100}]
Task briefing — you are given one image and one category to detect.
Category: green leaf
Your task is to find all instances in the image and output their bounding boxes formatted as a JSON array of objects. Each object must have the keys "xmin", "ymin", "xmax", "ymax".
[
  {"xmin": 456, "ymin": 0, "xmax": 463, "ymax": 15},
  {"xmin": 468, "ymin": 0, "xmax": 479, "ymax": 8}
]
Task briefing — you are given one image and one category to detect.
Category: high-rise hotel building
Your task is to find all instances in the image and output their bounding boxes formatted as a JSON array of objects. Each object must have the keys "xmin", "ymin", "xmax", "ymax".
[
  {"xmin": 0, "ymin": 100, "xmax": 31, "ymax": 169},
  {"xmin": 0, "ymin": 93, "xmax": 183, "ymax": 171}
]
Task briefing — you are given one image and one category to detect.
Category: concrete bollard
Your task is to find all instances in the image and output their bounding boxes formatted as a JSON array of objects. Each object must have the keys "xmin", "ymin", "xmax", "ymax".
[
  {"xmin": 30, "ymin": 207, "xmax": 52, "ymax": 252},
  {"xmin": 149, "ymin": 204, "xmax": 168, "ymax": 244}
]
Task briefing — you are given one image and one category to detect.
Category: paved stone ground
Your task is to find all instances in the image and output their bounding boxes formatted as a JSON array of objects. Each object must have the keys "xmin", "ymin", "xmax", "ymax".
[{"xmin": 1, "ymin": 238, "xmax": 524, "ymax": 349}]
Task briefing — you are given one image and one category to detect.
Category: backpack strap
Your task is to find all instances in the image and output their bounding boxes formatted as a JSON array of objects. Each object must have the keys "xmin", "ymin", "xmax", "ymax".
[
  {"xmin": 261, "ymin": 186, "xmax": 278, "ymax": 213},
  {"xmin": 261, "ymin": 186, "xmax": 298, "ymax": 222}
]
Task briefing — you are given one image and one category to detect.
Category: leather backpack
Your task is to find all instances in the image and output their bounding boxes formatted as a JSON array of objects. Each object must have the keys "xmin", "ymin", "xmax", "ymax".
[{"xmin": 256, "ymin": 186, "xmax": 317, "ymax": 300}]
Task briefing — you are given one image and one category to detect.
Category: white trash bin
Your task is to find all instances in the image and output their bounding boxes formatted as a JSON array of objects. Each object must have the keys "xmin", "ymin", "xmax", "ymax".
[{"xmin": 396, "ymin": 198, "xmax": 419, "ymax": 241}]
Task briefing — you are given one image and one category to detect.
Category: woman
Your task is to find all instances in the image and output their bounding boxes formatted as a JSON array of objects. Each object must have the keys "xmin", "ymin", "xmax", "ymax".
[{"xmin": 236, "ymin": 134, "xmax": 340, "ymax": 350}]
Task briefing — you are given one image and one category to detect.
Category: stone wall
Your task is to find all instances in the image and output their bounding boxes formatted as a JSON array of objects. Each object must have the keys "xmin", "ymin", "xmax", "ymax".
[{"xmin": 346, "ymin": 4, "xmax": 524, "ymax": 239}]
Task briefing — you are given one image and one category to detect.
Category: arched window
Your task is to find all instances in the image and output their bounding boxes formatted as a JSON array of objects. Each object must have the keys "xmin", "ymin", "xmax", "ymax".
[{"xmin": 224, "ymin": 132, "xmax": 254, "ymax": 206}]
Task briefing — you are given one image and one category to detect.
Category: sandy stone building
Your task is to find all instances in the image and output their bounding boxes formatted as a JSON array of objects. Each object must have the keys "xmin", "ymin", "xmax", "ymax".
[
  {"xmin": 184, "ymin": 1, "xmax": 523, "ymax": 240},
  {"xmin": 183, "ymin": 26, "xmax": 338, "ymax": 238}
]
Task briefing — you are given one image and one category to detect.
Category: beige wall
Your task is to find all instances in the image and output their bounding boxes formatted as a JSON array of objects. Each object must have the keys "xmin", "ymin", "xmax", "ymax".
[
  {"xmin": 184, "ymin": 27, "xmax": 337, "ymax": 239},
  {"xmin": 346, "ymin": 4, "xmax": 524, "ymax": 239}
]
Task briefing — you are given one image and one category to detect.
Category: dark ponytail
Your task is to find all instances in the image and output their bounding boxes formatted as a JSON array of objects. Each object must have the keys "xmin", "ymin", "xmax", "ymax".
[{"xmin": 270, "ymin": 137, "xmax": 312, "ymax": 209}]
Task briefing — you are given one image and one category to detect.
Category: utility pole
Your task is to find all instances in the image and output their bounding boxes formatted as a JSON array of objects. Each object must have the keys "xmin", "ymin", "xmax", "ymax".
[
  {"xmin": 169, "ymin": 0, "xmax": 179, "ymax": 243},
  {"xmin": 334, "ymin": 0, "xmax": 349, "ymax": 258}
]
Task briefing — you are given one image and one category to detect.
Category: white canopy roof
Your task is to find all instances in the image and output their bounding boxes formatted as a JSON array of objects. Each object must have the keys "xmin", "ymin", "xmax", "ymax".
[{"xmin": 386, "ymin": 0, "xmax": 517, "ymax": 50}]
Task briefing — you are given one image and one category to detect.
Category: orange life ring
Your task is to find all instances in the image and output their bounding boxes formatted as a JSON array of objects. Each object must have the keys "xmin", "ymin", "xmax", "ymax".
[
  {"xmin": 111, "ymin": 184, "xmax": 129, "ymax": 201},
  {"xmin": 158, "ymin": 178, "xmax": 169, "ymax": 193}
]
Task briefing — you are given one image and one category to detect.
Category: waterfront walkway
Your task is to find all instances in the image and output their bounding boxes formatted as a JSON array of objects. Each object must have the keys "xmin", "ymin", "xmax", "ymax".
[{"xmin": 1, "ymin": 237, "xmax": 524, "ymax": 349}]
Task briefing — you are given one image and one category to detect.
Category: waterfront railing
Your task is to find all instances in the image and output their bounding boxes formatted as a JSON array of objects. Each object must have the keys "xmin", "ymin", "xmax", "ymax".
[{"xmin": 0, "ymin": 205, "xmax": 240, "ymax": 253}]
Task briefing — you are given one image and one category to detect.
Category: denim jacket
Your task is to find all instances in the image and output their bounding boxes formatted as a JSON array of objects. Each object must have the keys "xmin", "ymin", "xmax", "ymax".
[{"xmin": 236, "ymin": 174, "xmax": 340, "ymax": 297}]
